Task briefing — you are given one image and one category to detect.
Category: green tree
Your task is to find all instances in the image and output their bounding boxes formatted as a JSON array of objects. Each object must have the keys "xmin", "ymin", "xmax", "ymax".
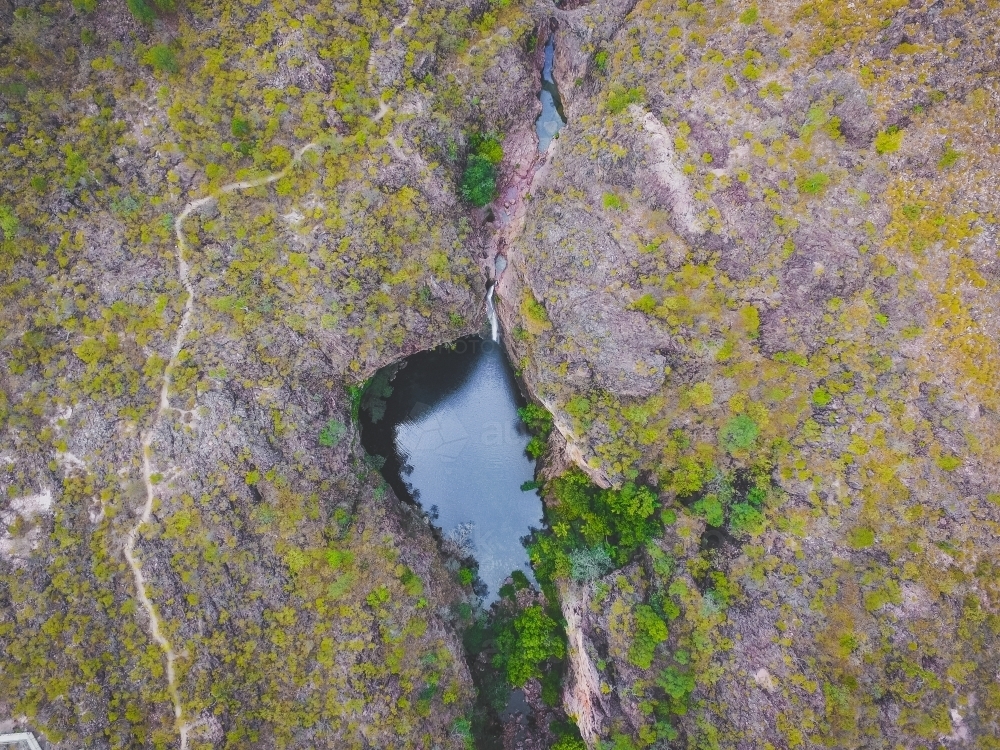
[
  {"xmin": 729, "ymin": 502, "xmax": 765, "ymax": 536},
  {"xmin": 127, "ymin": 0, "xmax": 155, "ymax": 24},
  {"xmin": 720, "ymin": 414, "xmax": 759, "ymax": 452},
  {"xmin": 0, "ymin": 205, "xmax": 18, "ymax": 239},
  {"xmin": 628, "ymin": 604, "xmax": 668, "ymax": 669},
  {"xmin": 231, "ymin": 115, "xmax": 252, "ymax": 138},
  {"xmin": 658, "ymin": 666, "xmax": 696, "ymax": 701},
  {"xmin": 518, "ymin": 403, "xmax": 553, "ymax": 435},
  {"xmin": 493, "ymin": 606, "xmax": 565, "ymax": 687},
  {"xmin": 460, "ymin": 155, "xmax": 497, "ymax": 206},
  {"xmin": 568, "ymin": 546, "xmax": 614, "ymax": 582},
  {"xmin": 143, "ymin": 45, "xmax": 179, "ymax": 74}
]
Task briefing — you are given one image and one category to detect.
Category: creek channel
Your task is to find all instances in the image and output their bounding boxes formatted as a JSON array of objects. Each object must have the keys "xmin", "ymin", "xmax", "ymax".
[
  {"xmin": 359, "ymin": 25, "xmax": 569, "ymax": 604},
  {"xmin": 358, "ymin": 28, "xmax": 572, "ymax": 744},
  {"xmin": 536, "ymin": 31, "xmax": 567, "ymax": 152}
]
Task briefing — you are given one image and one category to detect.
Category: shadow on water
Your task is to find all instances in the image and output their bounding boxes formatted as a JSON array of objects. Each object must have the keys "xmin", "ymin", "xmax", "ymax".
[{"xmin": 358, "ymin": 336, "xmax": 543, "ymax": 603}]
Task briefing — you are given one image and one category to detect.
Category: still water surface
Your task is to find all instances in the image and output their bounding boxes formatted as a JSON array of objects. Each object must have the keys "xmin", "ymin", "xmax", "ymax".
[
  {"xmin": 359, "ymin": 337, "xmax": 542, "ymax": 602},
  {"xmin": 536, "ymin": 34, "xmax": 567, "ymax": 152}
]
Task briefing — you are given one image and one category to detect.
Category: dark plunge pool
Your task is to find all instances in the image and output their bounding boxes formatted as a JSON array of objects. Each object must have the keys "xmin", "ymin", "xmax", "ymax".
[{"xmin": 358, "ymin": 336, "xmax": 543, "ymax": 602}]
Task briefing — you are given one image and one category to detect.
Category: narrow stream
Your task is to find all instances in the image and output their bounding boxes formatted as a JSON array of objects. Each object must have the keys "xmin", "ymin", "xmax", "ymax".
[
  {"xmin": 358, "ymin": 333, "xmax": 541, "ymax": 602},
  {"xmin": 536, "ymin": 33, "xmax": 567, "ymax": 152}
]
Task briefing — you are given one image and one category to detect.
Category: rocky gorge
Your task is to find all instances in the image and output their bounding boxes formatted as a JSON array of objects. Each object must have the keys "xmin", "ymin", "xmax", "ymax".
[{"xmin": 2, "ymin": 0, "xmax": 999, "ymax": 748}]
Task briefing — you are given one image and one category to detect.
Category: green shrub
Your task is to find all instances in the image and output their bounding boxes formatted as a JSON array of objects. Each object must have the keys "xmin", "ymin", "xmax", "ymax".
[
  {"xmin": 460, "ymin": 155, "xmax": 497, "ymax": 206},
  {"xmin": 847, "ymin": 527, "xmax": 874, "ymax": 549},
  {"xmin": 361, "ymin": 370, "xmax": 394, "ymax": 423},
  {"xmin": 602, "ymin": 192, "xmax": 627, "ymax": 211},
  {"xmin": 520, "ymin": 403, "xmax": 553, "ymax": 460},
  {"xmin": 540, "ymin": 668, "xmax": 562, "ymax": 706},
  {"xmin": 459, "ymin": 133, "xmax": 504, "ymax": 206},
  {"xmin": 606, "ymin": 87, "xmax": 644, "ymax": 114},
  {"xmin": 143, "ymin": 44, "xmax": 179, "ymax": 74},
  {"xmin": 469, "ymin": 132, "xmax": 504, "ymax": 165},
  {"xmin": 938, "ymin": 140, "xmax": 962, "ymax": 169},
  {"xmin": 568, "ymin": 546, "xmax": 614, "ymax": 582},
  {"xmin": 798, "ymin": 172, "xmax": 830, "ymax": 194},
  {"xmin": 739, "ymin": 5, "xmax": 759, "ymax": 23},
  {"xmin": 594, "ymin": 50, "xmax": 609, "ymax": 72},
  {"xmin": 452, "ymin": 717, "xmax": 473, "ymax": 742},
  {"xmin": 693, "ymin": 494, "xmax": 724, "ymax": 526},
  {"xmin": 874, "ymin": 126, "xmax": 904, "ymax": 154},
  {"xmin": 318, "ymin": 419, "xmax": 346, "ymax": 448},
  {"xmin": 0, "ymin": 81, "xmax": 27, "ymax": 99},
  {"xmin": 936, "ymin": 454, "xmax": 962, "ymax": 471},
  {"xmin": 552, "ymin": 733, "xmax": 587, "ymax": 750},
  {"xmin": 811, "ymin": 387, "xmax": 832, "ymax": 407},
  {"xmin": 231, "ymin": 115, "xmax": 252, "ymax": 138},
  {"xmin": 72, "ymin": 0, "xmax": 97, "ymax": 12},
  {"xmin": 526, "ymin": 435, "xmax": 547, "ymax": 459},
  {"xmin": 720, "ymin": 415, "xmax": 759, "ymax": 452},
  {"xmin": 526, "ymin": 299, "xmax": 548, "ymax": 324},
  {"xmin": 565, "ymin": 396, "xmax": 591, "ymax": 419},
  {"xmin": 740, "ymin": 304, "xmax": 760, "ymax": 338},
  {"xmin": 628, "ymin": 604, "xmax": 668, "ymax": 669},
  {"xmin": 863, "ymin": 580, "xmax": 902, "ymax": 612},
  {"xmin": 510, "ymin": 570, "xmax": 530, "ymax": 590}
]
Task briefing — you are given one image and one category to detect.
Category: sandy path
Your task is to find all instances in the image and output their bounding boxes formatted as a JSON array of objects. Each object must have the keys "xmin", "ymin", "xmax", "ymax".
[{"xmin": 123, "ymin": 141, "xmax": 319, "ymax": 749}]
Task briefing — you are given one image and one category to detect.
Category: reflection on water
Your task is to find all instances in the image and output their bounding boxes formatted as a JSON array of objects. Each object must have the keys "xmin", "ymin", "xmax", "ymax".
[
  {"xmin": 359, "ymin": 337, "xmax": 542, "ymax": 602},
  {"xmin": 536, "ymin": 34, "xmax": 566, "ymax": 152}
]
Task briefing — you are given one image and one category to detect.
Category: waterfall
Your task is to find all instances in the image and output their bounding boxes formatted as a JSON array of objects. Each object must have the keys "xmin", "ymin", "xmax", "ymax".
[{"xmin": 486, "ymin": 284, "xmax": 499, "ymax": 343}]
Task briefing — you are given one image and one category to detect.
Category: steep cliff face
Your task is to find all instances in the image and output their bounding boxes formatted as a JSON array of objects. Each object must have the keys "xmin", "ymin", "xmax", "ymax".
[{"xmin": 503, "ymin": 0, "xmax": 1000, "ymax": 746}]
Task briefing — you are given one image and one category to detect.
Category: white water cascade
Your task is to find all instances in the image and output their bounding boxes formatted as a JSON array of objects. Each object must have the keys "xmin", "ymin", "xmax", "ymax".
[{"xmin": 486, "ymin": 284, "xmax": 499, "ymax": 342}]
